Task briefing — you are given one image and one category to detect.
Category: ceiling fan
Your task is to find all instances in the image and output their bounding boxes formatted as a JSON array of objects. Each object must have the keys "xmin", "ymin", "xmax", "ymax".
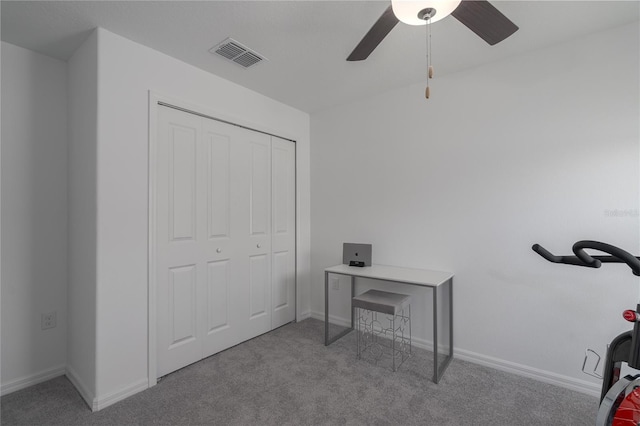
[{"xmin": 347, "ymin": 0, "xmax": 519, "ymax": 62}]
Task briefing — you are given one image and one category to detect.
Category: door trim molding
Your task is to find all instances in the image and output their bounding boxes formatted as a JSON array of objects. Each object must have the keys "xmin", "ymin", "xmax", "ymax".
[
  {"xmin": 147, "ymin": 91, "xmax": 298, "ymax": 388},
  {"xmin": 157, "ymin": 102, "xmax": 296, "ymax": 143}
]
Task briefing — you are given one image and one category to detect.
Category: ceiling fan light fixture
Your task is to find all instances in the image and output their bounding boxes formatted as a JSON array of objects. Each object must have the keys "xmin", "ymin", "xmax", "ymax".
[{"xmin": 391, "ymin": 0, "xmax": 462, "ymax": 25}]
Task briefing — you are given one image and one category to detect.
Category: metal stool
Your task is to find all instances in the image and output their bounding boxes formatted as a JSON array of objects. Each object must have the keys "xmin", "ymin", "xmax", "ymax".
[{"xmin": 352, "ymin": 289, "xmax": 411, "ymax": 371}]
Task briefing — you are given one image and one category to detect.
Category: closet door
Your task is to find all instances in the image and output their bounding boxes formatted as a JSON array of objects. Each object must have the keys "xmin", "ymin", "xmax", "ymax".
[
  {"xmin": 198, "ymin": 118, "xmax": 258, "ymax": 358},
  {"xmin": 156, "ymin": 106, "xmax": 206, "ymax": 376},
  {"xmin": 271, "ymin": 137, "xmax": 296, "ymax": 329},
  {"xmin": 156, "ymin": 106, "xmax": 289, "ymax": 378},
  {"xmin": 199, "ymin": 117, "xmax": 272, "ymax": 356},
  {"xmin": 241, "ymin": 131, "xmax": 273, "ymax": 340}
]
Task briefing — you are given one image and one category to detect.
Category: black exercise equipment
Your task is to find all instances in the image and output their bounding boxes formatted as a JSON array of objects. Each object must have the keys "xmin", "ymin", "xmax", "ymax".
[{"xmin": 532, "ymin": 240, "xmax": 640, "ymax": 425}]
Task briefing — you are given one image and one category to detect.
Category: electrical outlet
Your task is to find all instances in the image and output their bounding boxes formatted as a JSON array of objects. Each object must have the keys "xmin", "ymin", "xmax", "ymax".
[
  {"xmin": 41, "ymin": 311, "xmax": 57, "ymax": 330},
  {"xmin": 331, "ymin": 278, "xmax": 340, "ymax": 290}
]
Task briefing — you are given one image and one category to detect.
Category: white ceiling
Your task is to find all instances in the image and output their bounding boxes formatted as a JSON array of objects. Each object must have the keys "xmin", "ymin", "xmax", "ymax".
[{"xmin": 2, "ymin": 1, "xmax": 638, "ymax": 112}]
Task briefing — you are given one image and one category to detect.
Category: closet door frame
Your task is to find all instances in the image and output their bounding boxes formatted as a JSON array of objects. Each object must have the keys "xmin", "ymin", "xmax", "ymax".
[{"xmin": 147, "ymin": 92, "xmax": 297, "ymax": 387}]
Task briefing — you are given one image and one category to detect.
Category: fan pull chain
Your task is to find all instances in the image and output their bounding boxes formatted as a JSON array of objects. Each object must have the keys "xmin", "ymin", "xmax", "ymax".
[
  {"xmin": 428, "ymin": 15, "xmax": 433, "ymax": 79},
  {"xmin": 425, "ymin": 16, "xmax": 433, "ymax": 99}
]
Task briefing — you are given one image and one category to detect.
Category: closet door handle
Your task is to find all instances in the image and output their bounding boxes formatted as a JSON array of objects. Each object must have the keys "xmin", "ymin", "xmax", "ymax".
[
  {"xmin": 216, "ymin": 248, "xmax": 222, "ymax": 253},
  {"xmin": 257, "ymin": 244, "xmax": 262, "ymax": 249}
]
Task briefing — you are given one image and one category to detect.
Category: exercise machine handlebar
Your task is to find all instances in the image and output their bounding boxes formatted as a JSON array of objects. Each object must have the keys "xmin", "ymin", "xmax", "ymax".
[{"xmin": 532, "ymin": 240, "xmax": 640, "ymax": 276}]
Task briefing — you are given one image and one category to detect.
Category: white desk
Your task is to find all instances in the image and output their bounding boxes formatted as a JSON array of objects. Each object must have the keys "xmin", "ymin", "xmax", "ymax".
[{"xmin": 324, "ymin": 264, "xmax": 454, "ymax": 383}]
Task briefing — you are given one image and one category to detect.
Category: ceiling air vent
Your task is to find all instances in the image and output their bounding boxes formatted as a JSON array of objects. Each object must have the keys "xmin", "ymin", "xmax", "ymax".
[{"xmin": 209, "ymin": 38, "xmax": 266, "ymax": 69}]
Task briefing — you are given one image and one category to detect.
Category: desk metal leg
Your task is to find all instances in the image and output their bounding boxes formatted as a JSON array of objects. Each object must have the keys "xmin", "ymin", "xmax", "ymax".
[
  {"xmin": 433, "ymin": 277, "xmax": 454, "ymax": 383},
  {"xmin": 433, "ymin": 286, "xmax": 439, "ymax": 383},
  {"xmin": 350, "ymin": 276, "xmax": 355, "ymax": 328},
  {"xmin": 449, "ymin": 277, "xmax": 454, "ymax": 361},
  {"xmin": 324, "ymin": 271, "xmax": 329, "ymax": 345},
  {"xmin": 324, "ymin": 272, "xmax": 354, "ymax": 346}
]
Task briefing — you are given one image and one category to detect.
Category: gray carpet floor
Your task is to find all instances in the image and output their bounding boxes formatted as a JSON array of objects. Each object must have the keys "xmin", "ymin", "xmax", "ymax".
[{"xmin": 2, "ymin": 318, "xmax": 597, "ymax": 425}]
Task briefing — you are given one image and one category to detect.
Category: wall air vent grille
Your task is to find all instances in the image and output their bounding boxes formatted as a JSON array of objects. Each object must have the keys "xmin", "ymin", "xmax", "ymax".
[{"xmin": 209, "ymin": 38, "xmax": 266, "ymax": 69}]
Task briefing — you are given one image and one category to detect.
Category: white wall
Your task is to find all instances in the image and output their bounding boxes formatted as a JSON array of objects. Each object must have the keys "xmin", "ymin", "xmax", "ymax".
[
  {"xmin": 90, "ymin": 28, "xmax": 311, "ymax": 409},
  {"xmin": 310, "ymin": 22, "xmax": 639, "ymax": 395},
  {"xmin": 1, "ymin": 42, "xmax": 68, "ymax": 393},
  {"xmin": 66, "ymin": 30, "xmax": 98, "ymax": 404}
]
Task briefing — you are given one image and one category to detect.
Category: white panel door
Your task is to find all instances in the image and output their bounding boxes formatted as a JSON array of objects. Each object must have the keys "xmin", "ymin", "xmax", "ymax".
[
  {"xmin": 199, "ymin": 116, "xmax": 272, "ymax": 355},
  {"xmin": 156, "ymin": 106, "xmax": 291, "ymax": 378},
  {"xmin": 245, "ymin": 135, "xmax": 273, "ymax": 338},
  {"xmin": 156, "ymin": 107, "xmax": 204, "ymax": 376},
  {"xmin": 200, "ymin": 119, "xmax": 244, "ymax": 357},
  {"xmin": 271, "ymin": 137, "xmax": 296, "ymax": 329}
]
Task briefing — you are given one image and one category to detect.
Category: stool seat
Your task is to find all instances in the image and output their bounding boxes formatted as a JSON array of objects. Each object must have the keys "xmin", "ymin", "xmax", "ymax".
[
  {"xmin": 352, "ymin": 289, "xmax": 412, "ymax": 371},
  {"xmin": 352, "ymin": 289, "xmax": 410, "ymax": 316}
]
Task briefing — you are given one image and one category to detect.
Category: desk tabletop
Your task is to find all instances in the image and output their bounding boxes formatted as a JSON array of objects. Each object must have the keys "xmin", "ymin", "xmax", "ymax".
[{"xmin": 324, "ymin": 264, "xmax": 453, "ymax": 287}]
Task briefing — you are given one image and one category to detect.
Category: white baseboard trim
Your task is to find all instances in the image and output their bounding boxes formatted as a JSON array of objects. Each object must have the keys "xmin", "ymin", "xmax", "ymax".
[
  {"xmin": 454, "ymin": 348, "xmax": 601, "ymax": 398},
  {"xmin": 65, "ymin": 365, "xmax": 96, "ymax": 410},
  {"xmin": 310, "ymin": 310, "xmax": 350, "ymax": 327},
  {"xmin": 297, "ymin": 309, "xmax": 312, "ymax": 321},
  {"xmin": 309, "ymin": 311, "xmax": 324, "ymax": 322},
  {"xmin": 1, "ymin": 364, "xmax": 66, "ymax": 396},
  {"xmin": 310, "ymin": 310, "xmax": 600, "ymax": 398},
  {"xmin": 67, "ymin": 365, "xmax": 149, "ymax": 412},
  {"xmin": 93, "ymin": 378, "xmax": 149, "ymax": 411}
]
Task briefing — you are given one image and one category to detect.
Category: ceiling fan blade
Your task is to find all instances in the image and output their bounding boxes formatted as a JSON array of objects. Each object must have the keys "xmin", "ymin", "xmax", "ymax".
[
  {"xmin": 347, "ymin": 5, "xmax": 399, "ymax": 61},
  {"xmin": 451, "ymin": 0, "xmax": 518, "ymax": 46}
]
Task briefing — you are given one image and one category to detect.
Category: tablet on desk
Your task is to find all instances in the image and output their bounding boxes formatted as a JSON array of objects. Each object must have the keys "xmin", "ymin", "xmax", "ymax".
[{"xmin": 342, "ymin": 243, "xmax": 372, "ymax": 267}]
